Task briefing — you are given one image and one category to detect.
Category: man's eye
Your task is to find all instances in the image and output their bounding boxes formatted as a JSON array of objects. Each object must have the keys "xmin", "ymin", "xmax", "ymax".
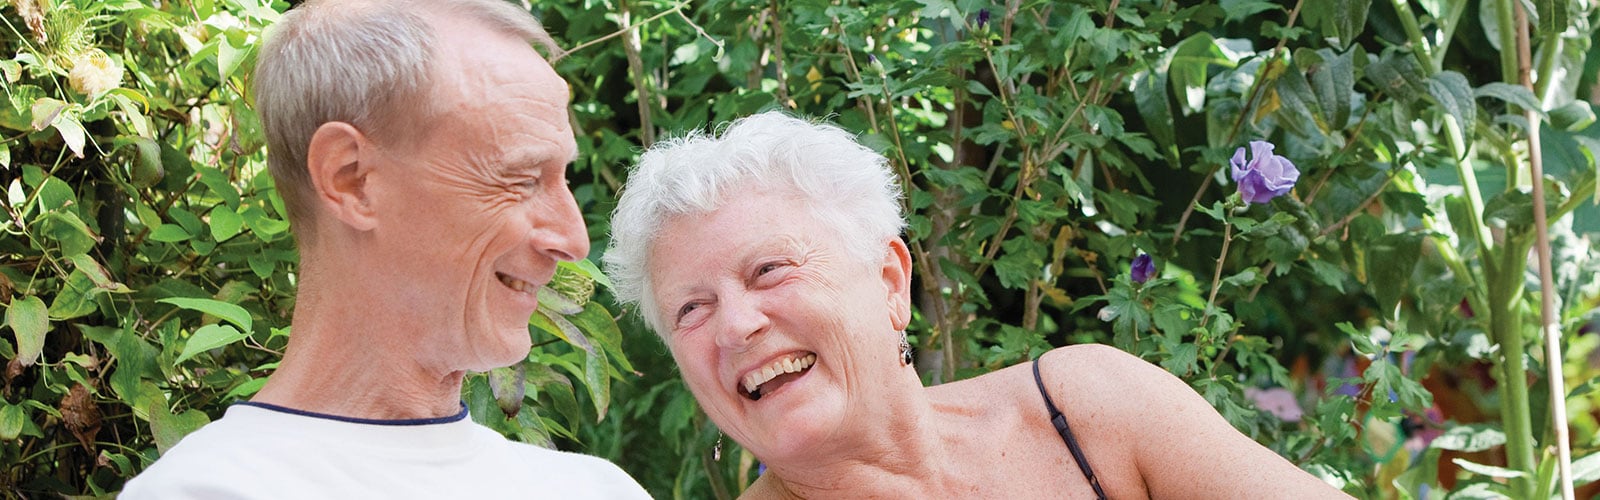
[{"xmin": 757, "ymin": 263, "xmax": 779, "ymax": 275}]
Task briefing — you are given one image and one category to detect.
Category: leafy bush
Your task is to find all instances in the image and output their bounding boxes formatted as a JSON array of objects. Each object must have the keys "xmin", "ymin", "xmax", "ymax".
[{"xmin": 3, "ymin": 0, "xmax": 1599, "ymax": 498}]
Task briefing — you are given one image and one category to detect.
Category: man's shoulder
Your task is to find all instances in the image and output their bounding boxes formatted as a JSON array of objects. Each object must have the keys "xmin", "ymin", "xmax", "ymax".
[
  {"xmin": 481, "ymin": 432, "xmax": 652, "ymax": 497},
  {"xmin": 118, "ymin": 411, "xmax": 283, "ymax": 499}
]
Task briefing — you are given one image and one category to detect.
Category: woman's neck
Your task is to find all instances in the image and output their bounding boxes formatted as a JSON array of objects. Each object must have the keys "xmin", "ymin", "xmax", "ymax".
[{"xmin": 753, "ymin": 389, "xmax": 989, "ymax": 499}]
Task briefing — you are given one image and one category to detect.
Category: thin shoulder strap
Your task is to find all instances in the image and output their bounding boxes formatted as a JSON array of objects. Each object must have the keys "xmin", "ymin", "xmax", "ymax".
[{"xmin": 1033, "ymin": 356, "xmax": 1109, "ymax": 500}]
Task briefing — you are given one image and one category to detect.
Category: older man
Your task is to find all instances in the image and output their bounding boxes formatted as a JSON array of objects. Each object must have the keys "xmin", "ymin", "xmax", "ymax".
[{"xmin": 119, "ymin": 0, "xmax": 649, "ymax": 497}]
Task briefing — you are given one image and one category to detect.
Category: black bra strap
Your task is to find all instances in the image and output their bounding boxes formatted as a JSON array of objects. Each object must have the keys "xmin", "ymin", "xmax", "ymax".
[{"xmin": 1033, "ymin": 356, "xmax": 1108, "ymax": 500}]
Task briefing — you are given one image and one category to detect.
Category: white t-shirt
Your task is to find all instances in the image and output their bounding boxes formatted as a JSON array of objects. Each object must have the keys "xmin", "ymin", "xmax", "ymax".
[{"xmin": 119, "ymin": 402, "xmax": 652, "ymax": 499}]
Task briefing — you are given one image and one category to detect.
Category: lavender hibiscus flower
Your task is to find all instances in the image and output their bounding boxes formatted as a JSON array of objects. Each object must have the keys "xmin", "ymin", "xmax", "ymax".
[{"xmin": 1230, "ymin": 140, "xmax": 1299, "ymax": 204}]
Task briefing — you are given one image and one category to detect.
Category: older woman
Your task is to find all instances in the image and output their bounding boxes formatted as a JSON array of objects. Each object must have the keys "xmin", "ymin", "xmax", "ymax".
[{"xmin": 605, "ymin": 111, "xmax": 1346, "ymax": 499}]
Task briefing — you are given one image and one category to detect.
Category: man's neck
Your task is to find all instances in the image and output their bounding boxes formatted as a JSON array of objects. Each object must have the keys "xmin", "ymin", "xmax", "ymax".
[{"xmin": 250, "ymin": 256, "xmax": 467, "ymax": 420}]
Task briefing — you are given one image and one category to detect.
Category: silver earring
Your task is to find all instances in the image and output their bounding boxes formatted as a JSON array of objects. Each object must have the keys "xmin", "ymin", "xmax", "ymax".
[
  {"xmin": 898, "ymin": 330, "xmax": 913, "ymax": 366},
  {"xmin": 713, "ymin": 432, "xmax": 723, "ymax": 461}
]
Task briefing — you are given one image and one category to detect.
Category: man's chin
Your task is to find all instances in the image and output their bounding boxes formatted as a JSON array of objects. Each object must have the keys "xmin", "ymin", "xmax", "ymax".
[{"xmin": 462, "ymin": 328, "xmax": 534, "ymax": 371}]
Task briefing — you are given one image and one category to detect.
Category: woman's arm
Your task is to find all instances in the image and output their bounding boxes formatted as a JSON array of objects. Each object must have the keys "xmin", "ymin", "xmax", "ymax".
[{"xmin": 1042, "ymin": 345, "xmax": 1348, "ymax": 499}]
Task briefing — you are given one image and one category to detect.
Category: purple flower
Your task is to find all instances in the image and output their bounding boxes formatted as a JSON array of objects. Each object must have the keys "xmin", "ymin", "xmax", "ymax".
[
  {"xmin": 1230, "ymin": 140, "xmax": 1299, "ymax": 204},
  {"xmin": 1130, "ymin": 253, "xmax": 1154, "ymax": 284},
  {"xmin": 976, "ymin": 9, "xmax": 990, "ymax": 29}
]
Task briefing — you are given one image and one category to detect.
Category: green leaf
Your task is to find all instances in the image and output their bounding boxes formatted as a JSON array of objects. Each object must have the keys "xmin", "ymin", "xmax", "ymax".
[
  {"xmin": 158, "ymin": 297, "xmax": 253, "ymax": 333},
  {"xmin": 1302, "ymin": 0, "xmax": 1371, "ymax": 50},
  {"xmin": 1573, "ymin": 451, "xmax": 1600, "ymax": 486},
  {"xmin": 563, "ymin": 260, "xmax": 613, "ymax": 292},
  {"xmin": 149, "ymin": 406, "xmax": 210, "ymax": 454},
  {"xmin": 208, "ymin": 205, "xmax": 244, "ymax": 241},
  {"xmin": 1533, "ymin": 0, "xmax": 1569, "ymax": 38},
  {"xmin": 223, "ymin": 377, "xmax": 267, "ymax": 400},
  {"xmin": 1309, "ymin": 48, "xmax": 1355, "ymax": 130},
  {"xmin": 1364, "ymin": 232, "xmax": 1422, "ymax": 315},
  {"xmin": 0, "ymin": 403, "xmax": 25, "ymax": 440},
  {"xmin": 1474, "ymin": 82, "xmax": 1543, "ymax": 114},
  {"xmin": 568, "ymin": 301, "xmax": 632, "ymax": 373},
  {"xmin": 489, "ymin": 364, "xmax": 525, "ymax": 418},
  {"xmin": 51, "ymin": 114, "xmax": 86, "ymax": 158},
  {"xmin": 1430, "ymin": 424, "xmax": 1507, "ymax": 452},
  {"xmin": 1219, "ymin": 0, "xmax": 1280, "ymax": 22},
  {"xmin": 149, "ymin": 224, "xmax": 192, "ymax": 243},
  {"xmin": 532, "ymin": 310, "xmax": 593, "ymax": 355},
  {"xmin": 6, "ymin": 296, "xmax": 47, "ymax": 366},
  {"xmin": 1365, "ymin": 52, "xmax": 1429, "ymax": 104},
  {"xmin": 1133, "ymin": 70, "xmax": 1175, "ymax": 152},
  {"xmin": 1550, "ymin": 100, "xmax": 1596, "ymax": 131},
  {"xmin": 1451, "ymin": 458, "xmax": 1526, "ymax": 478},
  {"xmin": 1427, "ymin": 71, "xmax": 1476, "ymax": 154},
  {"xmin": 1161, "ymin": 343, "xmax": 1198, "ymax": 376},
  {"xmin": 1271, "ymin": 59, "xmax": 1323, "ymax": 137},
  {"xmin": 48, "ymin": 270, "xmax": 102, "ymax": 320},
  {"xmin": 1168, "ymin": 33, "xmax": 1235, "ymax": 116},
  {"xmin": 29, "ymin": 97, "xmax": 66, "ymax": 131},
  {"xmin": 173, "ymin": 324, "xmax": 248, "ymax": 365},
  {"xmin": 36, "ymin": 210, "xmax": 98, "ymax": 257},
  {"xmin": 582, "ymin": 348, "xmax": 610, "ymax": 419}
]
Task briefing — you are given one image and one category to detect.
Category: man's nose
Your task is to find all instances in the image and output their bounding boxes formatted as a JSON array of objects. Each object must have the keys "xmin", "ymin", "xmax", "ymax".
[{"xmin": 532, "ymin": 182, "xmax": 590, "ymax": 262}]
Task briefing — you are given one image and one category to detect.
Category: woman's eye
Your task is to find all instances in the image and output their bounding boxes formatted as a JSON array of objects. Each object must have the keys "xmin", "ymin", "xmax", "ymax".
[
  {"xmin": 757, "ymin": 263, "xmax": 779, "ymax": 275},
  {"xmin": 676, "ymin": 302, "xmax": 700, "ymax": 321}
]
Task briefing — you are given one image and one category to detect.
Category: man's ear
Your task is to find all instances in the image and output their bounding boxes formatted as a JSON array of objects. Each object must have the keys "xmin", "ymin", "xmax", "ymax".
[
  {"xmin": 881, "ymin": 237, "xmax": 914, "ymax": 331},
  {"xmin": 305, "ymin": 122, "xmax": 379, "ymax": 231}
]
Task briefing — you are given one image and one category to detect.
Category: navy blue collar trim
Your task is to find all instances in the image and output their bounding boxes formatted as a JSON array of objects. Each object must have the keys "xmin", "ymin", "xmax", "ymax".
[{"xmin": 234, "ymin": 401, "xmax": 470, "ymax": 426}]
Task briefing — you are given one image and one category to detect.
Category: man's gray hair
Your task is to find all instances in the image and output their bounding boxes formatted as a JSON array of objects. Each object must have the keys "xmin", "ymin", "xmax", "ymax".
[
  {"xmin": 253, "ymin": 0, "xmax": 560, "ymax": 237},
  {"xmin": 603, "ymin": 111, "xmax": 907, "ymax": 337}
]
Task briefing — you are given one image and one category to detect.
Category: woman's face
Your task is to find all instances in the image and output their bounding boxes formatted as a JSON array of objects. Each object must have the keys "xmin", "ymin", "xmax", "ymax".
[{"xmin": 647, "ymin": 190, "xmax": 910, "ymax": 462}]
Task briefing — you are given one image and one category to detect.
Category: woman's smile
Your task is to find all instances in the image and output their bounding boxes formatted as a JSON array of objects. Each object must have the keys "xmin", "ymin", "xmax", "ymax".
[{"xmin": 740, "ymin": 352, "xmax": 818, "ymax": 400}]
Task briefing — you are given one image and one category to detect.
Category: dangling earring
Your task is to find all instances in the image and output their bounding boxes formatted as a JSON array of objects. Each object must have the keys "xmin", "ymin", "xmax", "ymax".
[
  {"xmin": 713, "ymin": 432, "xmax": 723, "ymax": 461},
  {"xmin": 898, "ymin": 330, "xmax": 913, "ymax": 366}
]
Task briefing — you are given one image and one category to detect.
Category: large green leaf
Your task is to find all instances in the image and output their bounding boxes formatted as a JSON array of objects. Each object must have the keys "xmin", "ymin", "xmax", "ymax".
[
  {"xmin": 1309, "ymin": 48, "xmax": 1356, "ymax": 130},
  {"xmin": 173, "ymin": 324, "xmax": 248, "ymax": 365},
  {"xmin": 158, "ymin": 297, "xmax": 253, "ymax": 333},
  {"xmin": 1168, "ymin": 33, "xmax": 1235, "ymax": 116},
  {"xmin": 5, "ymin": 295, "xmax": 47, "ymax": 366},
  {"xmin": 1133, "ymin": 69, "xmax": 1175, "ymax": 153}
]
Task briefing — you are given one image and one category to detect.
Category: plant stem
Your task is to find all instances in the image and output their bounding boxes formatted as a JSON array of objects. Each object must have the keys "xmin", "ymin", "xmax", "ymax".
[
  {"xmin": 1487, "ymin": 237, "xmax": 1538, "ymax": 498},
  {"xmin": 1389, "ymin": 0, "xmax": 1434, "ymax": 69},
  {"xmin": 1198, "ymin": 221, "xmax": 1233, "ymax": 330}
]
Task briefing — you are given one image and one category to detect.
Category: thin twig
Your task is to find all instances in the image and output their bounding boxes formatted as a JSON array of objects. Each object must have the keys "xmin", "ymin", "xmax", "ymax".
[{"xmin": 556, "ymin": 3, "xmax": 686, "ymax": 60}]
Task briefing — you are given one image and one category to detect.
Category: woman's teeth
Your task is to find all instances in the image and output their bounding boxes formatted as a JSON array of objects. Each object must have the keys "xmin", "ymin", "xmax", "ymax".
[
  {"xmin": 497, "ymin": 273, "xmax": 534, "ymax": 293},
  {"xmin": 742, "ymin": 353, "xmax": 817, "ymax": 399}
]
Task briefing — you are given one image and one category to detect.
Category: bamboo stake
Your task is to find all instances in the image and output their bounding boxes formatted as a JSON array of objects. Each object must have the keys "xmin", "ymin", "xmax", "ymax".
[{"xmin": 1513, "ymin": 0, "xmax": 1574, "ymax": 496}]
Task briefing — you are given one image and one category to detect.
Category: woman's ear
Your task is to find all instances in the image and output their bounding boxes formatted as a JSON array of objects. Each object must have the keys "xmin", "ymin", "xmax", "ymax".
[
  {"xmin": 881, "ymin": 237, "xmax": 914, "ymax": 330},
  {"xmin": 305, "ymin": 122, "xmax": 379, "ymax": 232}
]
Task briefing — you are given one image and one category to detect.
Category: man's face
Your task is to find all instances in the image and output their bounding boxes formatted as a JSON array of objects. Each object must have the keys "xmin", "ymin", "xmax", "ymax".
[{"xmin": 367, "ymin": 21, "xmax": 586, "ymax": 373}]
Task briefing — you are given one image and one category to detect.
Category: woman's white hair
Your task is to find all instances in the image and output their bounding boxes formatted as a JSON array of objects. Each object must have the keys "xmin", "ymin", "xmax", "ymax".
[
  {"xmin": 253, "ymin": 0, "xmax": 559, "ymax": 238},
  {"xmin": 604, "ymin": 111, "xmax": 907, "ymax": 336}
]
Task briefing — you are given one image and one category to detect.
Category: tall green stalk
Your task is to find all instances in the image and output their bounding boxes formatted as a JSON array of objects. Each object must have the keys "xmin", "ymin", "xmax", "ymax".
[{"xmin": 1486, "ymin": 238, "xmax": 1538, "ymax": 498}]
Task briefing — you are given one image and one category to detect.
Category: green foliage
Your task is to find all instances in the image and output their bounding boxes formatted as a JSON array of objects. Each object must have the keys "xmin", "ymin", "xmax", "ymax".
[
  {"xmin": 3, "ymin": 0, "xmax": 1600, "ymax": 498},
  {"xmin": 0, "ymin": 0, "xmax": 627, "ymax": 496}
]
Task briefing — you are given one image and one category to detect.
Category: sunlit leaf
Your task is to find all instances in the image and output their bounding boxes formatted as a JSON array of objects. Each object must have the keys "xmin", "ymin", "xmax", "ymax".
[
  {"xmin": 6, "ymin": 295, "xmax": 47, "ymax": 366},
  {"xmin": 158, "ymin": 297, "xmax": 253, "ymax": 333},
  {"xmin": 173, "ymin": 324, "xmax": 248, "ymax": 365}
]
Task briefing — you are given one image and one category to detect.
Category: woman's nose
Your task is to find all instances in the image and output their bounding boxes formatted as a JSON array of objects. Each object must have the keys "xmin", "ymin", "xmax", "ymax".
[{"xmin": 715, "ymin": 291, "xmax": 770, "ymax": 350}]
